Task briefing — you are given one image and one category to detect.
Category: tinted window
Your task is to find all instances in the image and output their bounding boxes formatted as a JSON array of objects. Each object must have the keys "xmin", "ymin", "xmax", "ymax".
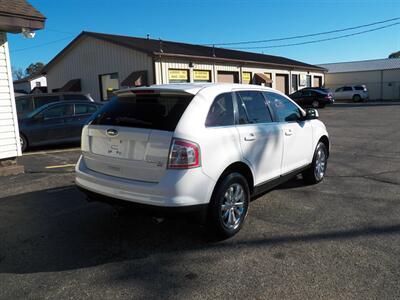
[
  {"xmin": 291, "ymin": 91, "xmax": 302, "ymax": 98},
  {"xmin": 91, "ymin": 93, "xmax": 193, "ymax": 131},
  {"xmin": 42, "ymin": 104, "xmax": 74, "ymax": 119},
  {"xmin": 343, "ymin": 87, "xmax": 353, "ymax": 91},
  {"xmin": 205, "ymin": 93, "xmax": 234, "ymax": 127},
  {"xmin": 34, "ymin": 96, "xmax": 60, "ymax": 109},
  {"xmin": 354, "ymin": 86, "xmax": 365, "ymax": 91},
  {"xmin": 237, "ymin": 91, "xmax": 272, "ymax": 124},
  {"xmin": 75, "ymin": 104, "xmax": 98, "ymax": 115},
  {"xmin": 335, "ymin": 87, "xmax": 343, "ymax": 92},
  {"xmin": 266, "ymin": 92, "xmax": 302, "ymax": 122},
  {"xmin": 64, "ymin": 94, "xmax": 89, "ymax": 101},
  {"xmin": 16, "ymin": 96, "xmax": 33, "ymax": 114}
]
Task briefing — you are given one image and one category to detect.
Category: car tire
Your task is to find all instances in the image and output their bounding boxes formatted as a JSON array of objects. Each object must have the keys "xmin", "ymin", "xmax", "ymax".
[
  {"xmin": 302, "ymin": 142, "xmax": 328, "ymax": 184},
  {"xmin": 208, "ymin": 172, "xmax": 250, "ymax": 239},
  {"xmin": 20, "ymin": 134, "xmax": 28, "ymax": 152},
  {"xmin": 353, "ymin": 94, "xmax": 361, "ymax": 102},
  {"xmin": 312, "ymin": 100, "xmax": 320, "ymax": 108}
]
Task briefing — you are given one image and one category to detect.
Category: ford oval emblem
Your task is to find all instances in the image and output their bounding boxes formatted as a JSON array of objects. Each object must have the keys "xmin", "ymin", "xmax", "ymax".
[{"xmin": 106, "ymin": 128, "xmax": 118, "ymax": 137}]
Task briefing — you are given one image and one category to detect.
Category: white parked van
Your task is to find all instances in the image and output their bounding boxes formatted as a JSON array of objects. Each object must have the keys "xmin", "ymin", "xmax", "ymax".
[{"xmin": 76, "ymin": 83, "xmax": 330, "ymax": 238}]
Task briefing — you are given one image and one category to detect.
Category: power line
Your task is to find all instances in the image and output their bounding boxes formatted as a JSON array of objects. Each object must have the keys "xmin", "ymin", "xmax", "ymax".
[
  {"xmin": 205, "ymin": 17, "xmax": 400, "ymax": 46},
  {"xmin": 231, "ymin": 22, "xmax": 400, "ymax": 50},
  {"xmin": 10, "ymin": 36, "xmax": 74, "ymax": 53}
]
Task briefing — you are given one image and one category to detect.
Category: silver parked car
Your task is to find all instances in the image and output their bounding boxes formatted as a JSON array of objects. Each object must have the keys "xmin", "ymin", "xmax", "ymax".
[{"xmin": 333, "ymin": 85, "xmax": 369, "ymax": 102}]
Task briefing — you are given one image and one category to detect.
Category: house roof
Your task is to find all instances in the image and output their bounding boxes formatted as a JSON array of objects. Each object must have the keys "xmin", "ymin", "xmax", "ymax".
[
  {"xmin": 319, "ymin": 58, "xmax": 400, "ymax": 73},
  {"xmin": 42, "ymin": 31, "xmax": 325, "ymax": 73},
  {"xmin": 0, "ymin": 0, "xmax": 46, "ymax": 32}
]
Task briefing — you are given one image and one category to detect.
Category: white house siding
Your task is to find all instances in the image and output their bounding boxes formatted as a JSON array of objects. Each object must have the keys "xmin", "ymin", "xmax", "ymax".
[
  {"xmin": 0, "ymin": 33, "xmax": 21, "ymax": 159},
  {"xmin": 155, "ymin": 58, "xmax": 324, "ymax": 93},
  {"xmin": 46, "ymin": 36, "xmax": 154, "ymax": 101}
]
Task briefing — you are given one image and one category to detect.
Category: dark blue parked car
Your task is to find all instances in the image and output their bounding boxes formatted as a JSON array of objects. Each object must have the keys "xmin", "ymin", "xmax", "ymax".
[{"xmin": 18, "ymin": 101, "xmax": 102, "ymax": 152}]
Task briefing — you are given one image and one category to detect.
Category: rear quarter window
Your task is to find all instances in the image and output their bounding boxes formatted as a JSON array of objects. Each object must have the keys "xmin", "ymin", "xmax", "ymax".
[
  {"xmin": 205, "ymin": 93, "xmax": 234, "ymax": 127},
  {"xmin": 91, "ymin": 92, "xmax": 193, "ymax": 131}
]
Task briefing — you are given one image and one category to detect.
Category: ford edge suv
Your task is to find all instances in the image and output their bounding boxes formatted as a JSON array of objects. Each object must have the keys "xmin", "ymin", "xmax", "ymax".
[{"xmin": 76, "ymin": 83, "xmax": 330, "ymax": 238}]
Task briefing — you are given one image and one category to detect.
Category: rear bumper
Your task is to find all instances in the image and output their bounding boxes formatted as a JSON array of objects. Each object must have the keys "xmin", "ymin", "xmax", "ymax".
[{"xmin": 75, "ymin": 155, "xmax": 216, "ymax": 208}]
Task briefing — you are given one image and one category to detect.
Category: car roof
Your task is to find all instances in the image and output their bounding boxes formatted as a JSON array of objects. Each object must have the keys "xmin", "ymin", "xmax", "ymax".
[
  {"xmin": 117, "ymin": 83, "xmax": 277, "ymax": 95},
  {"xmin": 15, "ymin": 92, "xmax": 88, "ymax": 99}
]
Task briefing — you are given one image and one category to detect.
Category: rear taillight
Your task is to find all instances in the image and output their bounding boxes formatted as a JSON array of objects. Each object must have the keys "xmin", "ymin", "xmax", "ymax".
[{"xmin": 168, "ymin": 138, "xmax": 200, "ymax": 169}]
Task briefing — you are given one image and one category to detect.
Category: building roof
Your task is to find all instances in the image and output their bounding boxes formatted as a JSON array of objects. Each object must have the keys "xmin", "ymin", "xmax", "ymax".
[
  {"xmin": 13, "ymin": 73, "xmax": 44, "ymax": 84},
  {"xmin": 319, "ymin": 58, "xmax": 400, "ymax": 73},
  {"xmin": 0, "ymin": 0, "xmax": 45, "ymax": 20},
  {"xmin": 42, "ymin": 31, "xmax": 325, "ymax": 73},
  {"xmin": 0, "ymin": 0, "xmax": 46, "ymax": 32}
]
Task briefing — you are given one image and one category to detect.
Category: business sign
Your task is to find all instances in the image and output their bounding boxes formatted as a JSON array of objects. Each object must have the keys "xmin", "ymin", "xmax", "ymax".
[
  {"xmin": 242, "ymin": 72, "xmax": 252, "ymax": 84},
  {"xmin": 194, "ymin": 70, "xmax": 211, "ymax": 82},
  {"xmin": 168, "ymin": 69, "xmax": 189, "ymax": 82}
]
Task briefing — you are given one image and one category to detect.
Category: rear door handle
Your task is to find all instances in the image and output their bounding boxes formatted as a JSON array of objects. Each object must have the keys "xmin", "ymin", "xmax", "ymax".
[
  {"xmin": 284, "ymin": 129, "xmax": 293, "ymax": 136},
  {"xmin": 244, "ymin": 133, "xmax": 256, "ymax": 141}
]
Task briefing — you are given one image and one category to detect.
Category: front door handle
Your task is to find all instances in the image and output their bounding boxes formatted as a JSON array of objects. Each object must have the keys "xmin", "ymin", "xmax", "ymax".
[
  {"xmin": 284, "ymin": 129, "xmax": 293, "ymax": 136},
  {"xmin": 244, "ymin": 133, "xmax": 256, "ymax": 141}
]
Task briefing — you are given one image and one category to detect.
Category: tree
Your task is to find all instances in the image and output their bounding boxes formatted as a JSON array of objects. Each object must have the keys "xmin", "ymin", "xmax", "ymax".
[
  {"xmin": 12, "ymin": 67, "xmax": 24, "ymax": 80},
  {"xmin": 388, "ymin": 51, "xmax": 400, "ymax": 58},
  {"xmin": 25, "ymin": 62, "xmax": 45, "ymax": 76}
]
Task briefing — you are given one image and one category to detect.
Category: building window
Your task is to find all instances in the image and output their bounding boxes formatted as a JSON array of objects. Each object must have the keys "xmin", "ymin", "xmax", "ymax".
[
  {"xmin": 99, "ymin": 73, "xmax": 119, "ymax": 101},
  {"xmin": 242, "ymin": 72, "xmax": 252, "ymax": 84},
  {"xmin": 291, "ymin": 74, "xmax": 298, "ymax": 92},
  {"xmin": 35, "ymin": 81, "xmax": 41, "ymax": 87},
  {"xmin": 168, "ymin": 69, "xmax": 189, "ymax": 83},
  {"xmin": 193, "ymin": 70, "xmax": 211, "ymax": 82}
]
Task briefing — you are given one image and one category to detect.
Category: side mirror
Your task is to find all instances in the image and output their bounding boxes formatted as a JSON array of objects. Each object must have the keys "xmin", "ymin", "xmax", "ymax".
[{"xmin": 305, "ymin": 108, "xmax": 319, "ymax": 120}]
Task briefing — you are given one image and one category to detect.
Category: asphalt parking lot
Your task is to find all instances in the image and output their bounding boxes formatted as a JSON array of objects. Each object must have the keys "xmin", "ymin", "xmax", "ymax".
[{"xmin": 1, "ymin": 102, "xmax": 400, "ymax": 299}]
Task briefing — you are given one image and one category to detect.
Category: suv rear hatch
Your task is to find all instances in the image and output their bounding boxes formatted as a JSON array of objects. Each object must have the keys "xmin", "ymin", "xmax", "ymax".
[{"xmin": 82, "ymin": 90, "xmax": 193, "ymax": 183}]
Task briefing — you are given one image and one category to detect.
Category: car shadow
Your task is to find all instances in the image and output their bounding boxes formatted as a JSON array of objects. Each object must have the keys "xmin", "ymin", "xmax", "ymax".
[{"xmin": 1, "ymin": 185, "xmax": 399, "ymax": 278}]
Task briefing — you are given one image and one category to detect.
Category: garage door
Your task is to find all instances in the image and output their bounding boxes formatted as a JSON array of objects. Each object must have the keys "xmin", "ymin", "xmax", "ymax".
[
  {"xmin": 313, "ymin": 76, "xmax": 322, "ymax": 87},
  {"xmin": 217, "ymin": 71, "xmax": 239, "ymax": 83},
  {"xmin": 275, "ymin": 74, "xmax": 289, "ymax": 94}
]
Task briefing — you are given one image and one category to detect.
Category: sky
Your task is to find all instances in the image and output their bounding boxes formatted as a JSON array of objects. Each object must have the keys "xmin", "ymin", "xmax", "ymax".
[{"xmin": 8, "ymin": 0, "xmax": 400, "ymax": 72}]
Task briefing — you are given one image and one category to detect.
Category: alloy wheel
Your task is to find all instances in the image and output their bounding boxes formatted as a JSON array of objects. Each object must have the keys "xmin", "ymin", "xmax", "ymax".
[
  {"xmin": 314, "ymin": 148, "xmax": 327, "ymax": 180},
  {"xmin": 220, "ymin": 183, "xmax": 245, "ymax": 230}
]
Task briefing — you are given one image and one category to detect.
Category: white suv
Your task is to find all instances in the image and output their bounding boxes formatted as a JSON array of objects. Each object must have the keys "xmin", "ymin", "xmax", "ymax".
[
  {"xmin": 333, "ymin": 85, "xmax": 369, "ymax": 102},
  {"xmin": 76, "ymin": 84, "xmax": 330, "ymax": 238}
]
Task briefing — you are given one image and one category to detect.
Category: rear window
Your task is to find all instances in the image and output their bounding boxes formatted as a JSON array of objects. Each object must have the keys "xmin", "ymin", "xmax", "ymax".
[
  {"xmin": 354, "ymin": 86, "xmax": 365, "ymax": 91},
  {"xmin": 91, "ymin": 92, "xmax": 193, "ymax": 131}
]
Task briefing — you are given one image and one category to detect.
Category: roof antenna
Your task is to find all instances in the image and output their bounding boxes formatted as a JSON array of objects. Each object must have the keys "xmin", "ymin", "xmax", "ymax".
[
  {"xmin": 159, "ymin": 38, "xmax": 163, "ymax": 53},
  {"xmin": 146, "ymin": 34, "xmax": 150, "ymax": 39},
  {"xmin": 212, "ymin": 44, "xmax": 216, "ymax": 57}
]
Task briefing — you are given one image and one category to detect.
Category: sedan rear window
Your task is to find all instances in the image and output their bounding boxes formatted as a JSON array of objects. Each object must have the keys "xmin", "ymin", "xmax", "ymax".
[{"xmin": 91, "ymin": 92, "xmax": 193, "ymax": 131}]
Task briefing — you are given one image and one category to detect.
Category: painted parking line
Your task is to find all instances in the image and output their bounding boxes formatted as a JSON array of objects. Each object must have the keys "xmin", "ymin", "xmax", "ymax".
[
  {"xmin": 45, "ymin": 164, "xmax": 76, "ymax": 169},
  {"xmin": 22, "ymin": 148, "xmax": 80, "ymax": 156}
]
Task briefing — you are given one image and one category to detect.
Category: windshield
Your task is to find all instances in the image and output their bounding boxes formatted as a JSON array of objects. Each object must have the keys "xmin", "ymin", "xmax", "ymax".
[{"xmin": 90, "ymin": 92, "xmax": 193, "ymax": 131}]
